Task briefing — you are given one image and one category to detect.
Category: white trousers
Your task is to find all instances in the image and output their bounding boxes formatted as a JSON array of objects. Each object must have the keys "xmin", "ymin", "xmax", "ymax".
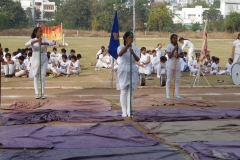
[
  {"xmin": 4, "ymin": 64, "xmax": 14, "ymax": 75},
  {"xmin": 188, "ymin": 48, "xmax": 194, "ymax": 66},
  {"xmin": 57, "ymin": 68, "xmax": 67, "ymax": 74},
  {"xmin": 15, "ymin": 70, "xmax": 26, "ymax": 77},
  {"xmin": 34, "ymin": 74, "xmax": 45, "ymax": 95},
  {"xmin": 166, "ymin": 68, "xmax": 181, "ymax": 96},
  {"xmin": 96, "ymin": 62, "xmax": 109, "ymax": 68},
  {"xmin": 67, "ymin": 67, "xmax": 80, "ymax": 75},
  {"xmin": 233, "ymin": 54, "xmax": 240, "ymax": 65},
  {"xmin": 47, "ymin": 64, "xmax": 57, "ymax": 73},
  {"xmin": 191, "ymin": 68, "xmax": 199, "ymax": 74},
  {"xmin": 120, "ymin": 86, "xmax": 134, "ymax": 116},
  {"xmin": 211, "ymin": 70, "xmax": 227, "ymax": 75}
]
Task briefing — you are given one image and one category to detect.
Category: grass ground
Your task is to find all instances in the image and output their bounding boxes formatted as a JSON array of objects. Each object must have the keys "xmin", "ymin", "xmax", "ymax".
[{"xmin": 0, "ymin": 37, "xmax": 234, "ymax": 88}]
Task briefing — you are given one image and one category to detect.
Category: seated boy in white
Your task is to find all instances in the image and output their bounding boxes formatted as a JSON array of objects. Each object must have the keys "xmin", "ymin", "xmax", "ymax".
[
  {"xmin": 50, "ymin": 47, "xmax": 61, "ymax": 64},
  {"xmin": 57, "ymin": 54, "xmax": 70, "ymax": 76},
  {"xmin": 157, "ymin": 56, "xmax": 167, "ymax": 78},
  {"xmin": 225, "ymin": 58, "xmax": 233, "ymax": 75},
  {"xmin": 66, "ymin": 55, "xmax": 80, "ymax": 77},
  {"xmin": 24, "ymin": 52, "xmax": 32, "ymax": 74},
  {"xmin": 15, "ymin": 56, "xmax": 27, "ymax": 77},
  {"xmin": 47, "ymin": 52, "xmax": 58, "ymax": 77},
  {"xmin": 210, "ymin": 57, "xmax": 223, "ymax": 75},
  {"xmin": 3, "ymin": 53, "xmax": 15, "ymax": 78},
  {"xmin": 204, "ymin": 54, "xmax": 211, "ymax": 73}
]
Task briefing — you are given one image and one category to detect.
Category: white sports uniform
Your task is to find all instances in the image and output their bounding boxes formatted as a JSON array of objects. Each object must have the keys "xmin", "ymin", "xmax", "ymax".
[
  {"xmin": 25, "ymin": 38, "xmax": 54, "ymax": 96},
  {"xmin": 225, "ymin": 63, "xmax": 232, "ymax": 75},
  {"xmin": 182, "ymin": 40, "xmax": 195, "ymax": 66},
  {"xmin": 15, "ymin": 62, "xmax": 26, "ymax": 77},
  {"xmin": 138, "ymin": 53, "xmax": 151, "ymax": 75},
  {"xmin": 233, "ymin": 39, "xmax": 240, "ymax": 65},
  {"xmin": 3, "ymin": 61, "xmax": 15, "ymax": 76},
  {"xmin": 57, "ymin": 60, "xmax": 70, "ymax": 74},
  {"xmin": 96, "ymin": 54, "xmax": 111, "ymax": 68},
  {"xmin": 117, "ymin": 45, "xmax": 140, "ymax": 117},
  {"xmin": 166, "ymin": 43, "xmax": 182, "ymax": 96},
  {"xmin": 67, "ymin": 61, "xmax": 80, "ymax": 75}
]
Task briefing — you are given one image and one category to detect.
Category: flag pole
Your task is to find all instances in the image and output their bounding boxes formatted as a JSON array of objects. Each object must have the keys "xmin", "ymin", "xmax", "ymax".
[
  {"xmin": 130, "ymin": 44, "xmax": 133, "ymax": 119},
  {"xmin": 39, "ymin": 30, "xmax": 43, "ymax": 99}
]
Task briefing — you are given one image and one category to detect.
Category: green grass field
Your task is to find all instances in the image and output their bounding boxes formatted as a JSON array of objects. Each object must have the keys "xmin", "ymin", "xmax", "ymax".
[{"xmin": 0, "ymin": 37, "xmax": 234, "ymax": 88}]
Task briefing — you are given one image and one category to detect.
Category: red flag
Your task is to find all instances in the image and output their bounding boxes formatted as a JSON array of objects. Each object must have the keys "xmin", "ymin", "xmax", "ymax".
[{"xmin": 200, "ymin": 20, "xmax": 208, "ymax": 61}]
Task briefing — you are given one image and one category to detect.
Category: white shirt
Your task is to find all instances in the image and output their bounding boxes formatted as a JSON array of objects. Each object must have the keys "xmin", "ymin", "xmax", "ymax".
[
  {"xmin": 151, "ymin": 55, "xmax": 159, "ymax": 68},
  {"xmin": 159, "ymin": 62, "xmax": 166, "ymax": 69},
  {"xmin": 16, "ymin": 53, "xmax": 22, "ymax": 57},
  {"xmin": 70, "ymin": 61, "xmax": 80, "ymax": 69},
  {"xmin": 192, "ymin": 60, "xmax": 199, "ymax": 69},
  {"xmin": 51, "ymin": 52, "xmax": 61, "ymax": 58},
  {"xmin": 182, "ymin": 40, "xmax": 194, "ymax": 50},
  {"xmin": 233, "ymin": 39, "xmax": 240, "ymax": 54},
  {"xmin": 15, "ymin": 62, "xmax": 25, "ymax": 70},
  {"xmin": 225, "ymin": 63, "xmax": 232, "ymax": 72},
  {"xmin": 98, "ymin": 54, "xmax": 109, "ymax": 63},
  {"xmin": 211, "ymin": 62, "xmax": 219, "ymax": 71},
  {"xmin": 155, "ymin": 48, "xmax": 164, "ymax": 58},
  {"xmin": 96, "ymin": 49, "xmax": 102, "ymax": 58},
  {"xmin": 24, "ymin": 59, "xmax": 30, "ymax": 68},
  {"xmin": 59, "ymin": 60, "xmax": 70, "ymax": 69},
  {"xmin": 166, "ymin": 43, "xmax": 183, "ymax": 70},
  {"xmin": 11, "ymin": 56, "xmax": 18, "ymax": 63}
]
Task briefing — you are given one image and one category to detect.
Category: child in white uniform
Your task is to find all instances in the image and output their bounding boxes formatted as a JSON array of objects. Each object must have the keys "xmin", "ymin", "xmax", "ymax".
[
  {"xmin": 15, "ymin": 56, "xmax": 27, "ymax": 77},
  {"xmin": 24, "ymin": 52, "xmax": 32, "ymax": 76},
  {"xmin": 3, "ymin": 53, "xmax": 15, "ymax": 78},
  {"xmin": 166, "ymin": 34, "xmax": 183, "ymax": 99},
  {"xmin": 96, "ymin": 50, "xmax": 111, "ymax": 69},
  {"xmin": 204, "ymin": 54, "xmax": 211, "ymax": 73},
  {"xmin": 191, "ymin": 54, "xmax": 201, "ymax": 75},
  {"xmin": 67, "ymin": 55, "xmax": 80, "ymax": 77},
  {"xmin": 150, "ymin": 50, "xmax": 159, "ymax": 74},
  {"xmin": 179, "ymin": 37, "xmax": 195, "ymax": 66},
  {"xmin": 225, "ymin": 58, "xmax": 233, "ymax": 75},
  {"xmin": 210, "ymin": 57, "xmax": 220, "ymax": 75},
  {"xmin": 57, "ymin": 54, "xmax": 70, "ymax": 76},
  {"xmin": 117, "ymin": 31, "xmax": 140, "ymax": 117},
  {"xmin": 136, "ymin": 47, "xmax": 151, "ymax": 76},
  {"xmin": 50, "ymin": 47, "xmax": 61, "ymax": 64},
  {"xmin": 159, "ymin": 56, "xmax": 167, "ymax": 76}
]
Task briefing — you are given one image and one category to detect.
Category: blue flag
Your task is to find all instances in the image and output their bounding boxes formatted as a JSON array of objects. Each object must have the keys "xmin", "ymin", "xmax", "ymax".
[{"xmin": 108, "ymin": 11, "xmax": 120, "ymax": 59}]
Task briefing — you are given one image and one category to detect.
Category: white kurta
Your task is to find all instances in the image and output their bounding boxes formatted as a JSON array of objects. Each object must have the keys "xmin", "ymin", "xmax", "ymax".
[
  {"xmin": 166, "ymin": 44, "xmax": 183, "ymax": 71},
  {"xmin": 138, "ymin": 53, "xmax": 151, "ymax": 75},
  {"xmin": 116, "ymin": 45, "xmax": 140, "ymax": 90},
  {"xmin": 25, "ymin": 38, "xmax": 54, "ymax": 78}
]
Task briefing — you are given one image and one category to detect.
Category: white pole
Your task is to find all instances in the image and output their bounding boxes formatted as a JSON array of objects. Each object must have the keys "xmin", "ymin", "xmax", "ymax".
[
  {"xmin": 32, "ymin": 0, "xmax": 35, "ymax": 26},
  {"xmin": 111, "ymin": 58, "xmax": 114, "ymax": 88},
  {"xmin": 133, "ymin": 0, "xmax": 136, "ymax": 45}
]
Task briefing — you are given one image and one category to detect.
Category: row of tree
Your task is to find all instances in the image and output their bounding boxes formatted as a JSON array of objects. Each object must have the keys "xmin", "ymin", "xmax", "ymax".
[{"xmin": 0, "ymin": 0, "xmax": 240, "ymax": 33}]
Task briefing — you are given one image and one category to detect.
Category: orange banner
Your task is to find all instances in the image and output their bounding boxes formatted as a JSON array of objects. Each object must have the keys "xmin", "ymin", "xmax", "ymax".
[{"xmin": 40, "ymin": 25, "xmax": 62, "ymax": 41}]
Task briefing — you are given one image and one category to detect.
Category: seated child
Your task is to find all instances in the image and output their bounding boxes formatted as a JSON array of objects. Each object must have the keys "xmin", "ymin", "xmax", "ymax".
[
  {"xmin": 191, "ymin": 54, "xmax": 201, "ymax": 76},
  {"xmin": 225, "ymin": 58, "xmax": 233, "ymax": 75},
  {"xmin": 204, "ymin": 54, "xmax": 211, "ymax": 73},
  {"xmin": 57, "ymin": 54, "xmax": 70, "ymax": 76},
  {"xmin": 157, "ymin": 56, "xmax": 167, "ymax": 78},
  {"xmin": 150, "ymin": 50, "xmax": 159, "ymax": 74},
  {"xmin": 210, "ymin": 57, "xmax": 225, "ymax": 75},
  {"xmin": 24, "ymin": 52, "xmax": 32, "ymax": 75},
  {"xmin": 11, "ymin": 52, "xmax": 18, "ymax": 64},
  {"xmin": 96, "ymin": 49, "xmax": 111, "ymax": 70},
  {"xmin": 50, "ymin": 47, "xmax": 61, "ymax": 64},
  {"xmin": 15, "ymin": 56, "xmax": 27, "ymax": 77},
  {"xmin": 66, "ymin": 55, "xmax": 80, "ymax": 77},
  {"xmin": 136, "ymin": 47, "xmax": 152, "ymax": 78},
  {"xmin": 3, "ymin": 53, "xmax": 15, "ymax": 78},
  {"xmin": 47, "ymin": 52, "xmax": 58, "ymax": 77}
]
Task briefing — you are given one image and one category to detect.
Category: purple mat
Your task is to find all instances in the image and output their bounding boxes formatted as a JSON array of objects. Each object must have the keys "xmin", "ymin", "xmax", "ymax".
[
  {"xmin": 133, "ymin": 108, "xmax": 240, "ymax": 122},
  {"xmin": 0, "ymin": 109, "xmax": 123, "ymax": 125},
  {"xmin": 0, "ymin": 124, "xmax": 158, "ymax": 149},
  {"xmin": 178, "ymin": 141, "xmax": 240, "ymax": 160},
  {"xmin": 0, "ymin": 145, "xmax": 186, "ymax": 160}
]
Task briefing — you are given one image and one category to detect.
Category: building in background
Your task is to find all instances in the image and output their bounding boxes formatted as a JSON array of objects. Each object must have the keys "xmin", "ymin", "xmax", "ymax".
[
  {"xmin": 13, "ymin": 0, "xmax": 55, "ymax": 21},
  {"xmin": 220, "ymin": 0, "xmax": 240, "ymax": 18}
]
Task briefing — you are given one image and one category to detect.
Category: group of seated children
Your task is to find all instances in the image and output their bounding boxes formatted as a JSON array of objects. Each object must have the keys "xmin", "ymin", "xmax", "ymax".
[
  {"xmin": 1, "ymin": 47, "xmax": 82, "ymax": 78},
  {"xmin": 188, "ymin": 53, "xmax": 233, "ymax": 76}
]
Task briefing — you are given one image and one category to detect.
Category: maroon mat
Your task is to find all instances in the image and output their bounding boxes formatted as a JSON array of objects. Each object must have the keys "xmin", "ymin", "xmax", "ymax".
[
  {"xmin": 1, "ymin": 109, "xmax": 122, "ymax": 125},
  {"xmin": 1, "ymin": 100, "xmax": 111, "ymax": 111},
  {"xmin": 0, "ymin": 124, "xmax": 158, "ymax": 149}
]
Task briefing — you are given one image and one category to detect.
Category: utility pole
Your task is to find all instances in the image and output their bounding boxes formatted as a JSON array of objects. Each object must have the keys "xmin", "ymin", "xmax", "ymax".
[
  {"xmin": 32, "ymin": 0, "xmax": 35, "ymax": 26},
  {"xmin": 133, "ymin": 0, "xmax": 136, "ymax": 45}
]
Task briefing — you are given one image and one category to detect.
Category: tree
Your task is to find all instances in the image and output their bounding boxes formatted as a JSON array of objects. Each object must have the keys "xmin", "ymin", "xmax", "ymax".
[
  {"xmin": 212, "ymin": 0, "xmax": 220, "ymax": 8},
  {"xmin": 147, "ymin": 3, "xmax": 173, "ymax": 32},
  {"xmin": 0, "ymin": 13, "xmax": 7, "ymax": 31},
  {"xmin": 202, "ymin": 7, "xmax": 222, "ymax": 21},
  {"xmin": 224, "ymin": 12, "xmax": 240, "ymax": 32},
  {"xmin": 192, "ymin": 22, "xmax": 201, "ymax": 31},
  {"xmin": 43, "ymin": 12, "xmax": 55, "ymax": 20},
  {"xmin": 187, "ymin": 1, "xmax": 208, "ymax": 8}
]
